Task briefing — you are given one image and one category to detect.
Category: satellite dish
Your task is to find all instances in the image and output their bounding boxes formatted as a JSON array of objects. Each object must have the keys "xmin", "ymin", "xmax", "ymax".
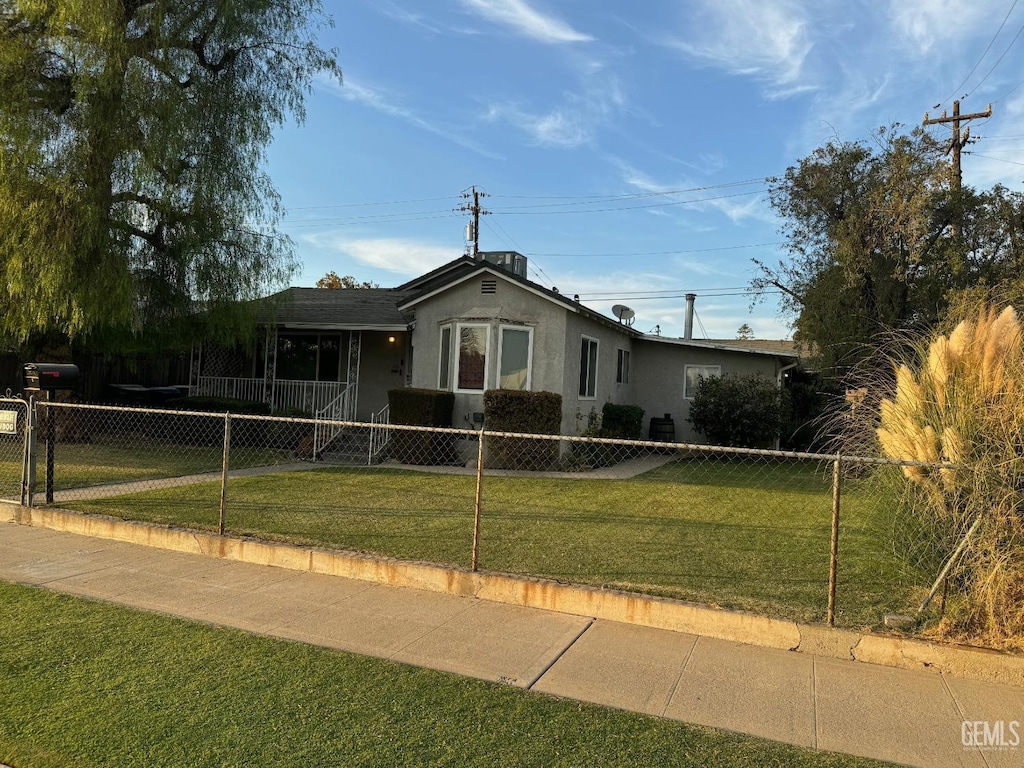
[{"xmin": 612, "ymin": 304, "xmax": 635, "ymax": 326}]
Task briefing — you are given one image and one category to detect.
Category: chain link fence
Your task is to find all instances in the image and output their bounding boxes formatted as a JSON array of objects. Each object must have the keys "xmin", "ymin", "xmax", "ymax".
[
  {"xmin": 23, "ymin": 400, "xmax": 949, "ymax": 631},
  {"xmin": 0, "ymin": 395, "xmax": 30, "ymax": 504}
]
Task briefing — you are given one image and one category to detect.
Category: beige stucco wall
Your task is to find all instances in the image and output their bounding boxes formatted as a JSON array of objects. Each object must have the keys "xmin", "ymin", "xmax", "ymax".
[
  {"xmin": 405, "ymin": 271, "xmax": 789, "ymax": 441},
  {"xmin": 631, "ymin": 340, "xmax": 784, "ymax": 442},
  {"xmin": 409, "ymin": 273, "xmax": 577, "ymax": 429}
]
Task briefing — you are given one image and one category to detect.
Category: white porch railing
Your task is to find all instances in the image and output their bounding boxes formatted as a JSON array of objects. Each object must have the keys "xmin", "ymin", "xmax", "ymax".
[
  {"xmin": 312, "ymin": 383, "xmax": 356, "ymax": 458},
  {"xmin": 368, "ymin": 404, "xmax": 390, "ymax": 464},
  {"xmin": 193, "ymin": 376, "xmax": 349, "ymax": 414},
  {"xmin": 193, "ymin": 376, "xmax": 266, "ymax": 403}
]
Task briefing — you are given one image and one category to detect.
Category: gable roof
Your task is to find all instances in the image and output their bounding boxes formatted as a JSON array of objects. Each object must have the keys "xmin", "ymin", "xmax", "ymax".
[
  {"xmin": 398, "ymin": 258, "xmax": 644, "ymax": 337},
  {"xmin": 256, "ymin": 287, "xmax": 414, "ymax": 330}
]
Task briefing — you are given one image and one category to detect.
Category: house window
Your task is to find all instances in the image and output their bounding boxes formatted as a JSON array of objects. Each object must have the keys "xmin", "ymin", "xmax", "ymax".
[
  {"xmin": 498, "ymin": 325, "xmax": 533, "ymax": 390},
  {"xmin": 616, "ymin": 348, "xmax": 630, "ymax": 384},
  {"xmin": 684, "ymin": 364, "xmax": 721, "ymax": 399},
  {"xmin": 438, "ymin": 325, "xmax": 452, "ymax": 390},
  {"xmin": 579, "ymin": 336, "xmax": 598, "ymax": 398},
  {"xmin": 455, "ymin": 324, "xmax": 489, "ymax": 392}
]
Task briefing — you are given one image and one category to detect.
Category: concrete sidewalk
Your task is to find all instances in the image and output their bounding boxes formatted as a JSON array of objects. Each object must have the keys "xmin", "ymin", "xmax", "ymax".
[{"xmin": 2, "ymin": 521, "xmax": 1022, "ymax": 768}]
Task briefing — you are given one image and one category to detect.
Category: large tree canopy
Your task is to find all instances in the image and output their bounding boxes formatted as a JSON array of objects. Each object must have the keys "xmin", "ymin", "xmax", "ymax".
[
  {"xmin": 754, "ymin": 126, "xmax": 1024, "ymax": 376},
  {"xmin": 0, "ymin": 0, "xmax": 339, "ymax": 345}
]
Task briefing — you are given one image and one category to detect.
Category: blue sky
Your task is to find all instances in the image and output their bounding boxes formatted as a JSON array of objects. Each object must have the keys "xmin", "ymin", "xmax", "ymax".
[{"xmin": 264, "ymin": 0, "xmax": 1024, "ymax": 340}]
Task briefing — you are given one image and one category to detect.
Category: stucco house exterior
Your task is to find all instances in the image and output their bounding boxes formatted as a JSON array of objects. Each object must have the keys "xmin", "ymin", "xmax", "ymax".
[{"xmin": 189, "ymin": 251, "xmax": 798, "ymax": 443}]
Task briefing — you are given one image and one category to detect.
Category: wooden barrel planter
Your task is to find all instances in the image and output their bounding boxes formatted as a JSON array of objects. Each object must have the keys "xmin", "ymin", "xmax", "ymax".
[{"xmin": 648, "ymin": 413, "xmax": 675, "ymax": 443}]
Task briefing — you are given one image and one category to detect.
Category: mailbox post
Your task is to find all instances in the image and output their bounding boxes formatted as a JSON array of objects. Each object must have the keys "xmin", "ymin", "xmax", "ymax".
[{"xmin": 23, "ymin": 363, "xmax": 80, "ymax": 504}]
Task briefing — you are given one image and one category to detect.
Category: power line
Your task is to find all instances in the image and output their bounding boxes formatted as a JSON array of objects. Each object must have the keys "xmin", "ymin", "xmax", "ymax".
[
  {"xmin": 287, "ymin": 195, "xmax": 459, "ymax": 211},
  {"xmin": 579, "ymin": 286, "xmax": 767, "ymax": 297},
  {"xmin": 577, "ymin": 291, "xmax": 784, "ymax": 302},
  {"xmin": 492, "ymin": 189, "xmax": 766, "ymax": 216},
  {"xmin": 531, "ymin": 242, "xmax": 783, "ymax": 258},
  {"xmin": 966, "ymin": 151, "xmax": 1024, "ymax": 167},
  {"xmin": 940, "ymin": 0, "xmax": 1020, "ymax": 106},
  {"xmin": 967, "ymin": 14, "xmax": 1024, "ymax": 97},
  {"xmin": 486, "ymin": 179, "xmax": 767, "ymax": 209}
]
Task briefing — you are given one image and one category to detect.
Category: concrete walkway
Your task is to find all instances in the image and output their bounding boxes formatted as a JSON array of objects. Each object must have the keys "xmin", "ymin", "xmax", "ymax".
[{"xmin": 2, "ymin": 521, "xmax": 1022, "ymax": 768}]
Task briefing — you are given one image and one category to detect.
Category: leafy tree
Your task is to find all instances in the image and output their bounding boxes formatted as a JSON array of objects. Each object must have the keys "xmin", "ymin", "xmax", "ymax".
[
  {"xmin": 316, "ymin": 271, "xmax": 378, "ymax": 289},
  {"xmin": 753, "ymin": 127, "xmax": 954, "ymax": 375},
  {"xmin": 736, "ymin": 323, "xmax": 754, "ymax": 340},
  {"xmin": 0, "ymin": 0, "xmax": 340, "ymax": 346},
  {"xmin": 687, "ymin": 373, "xmax": 783, "ymax": 448}
]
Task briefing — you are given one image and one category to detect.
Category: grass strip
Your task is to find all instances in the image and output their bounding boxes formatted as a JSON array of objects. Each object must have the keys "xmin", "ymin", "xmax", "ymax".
[{"xmin": 0, "ymin": 581, "xmax": 890, "ymax": 768}]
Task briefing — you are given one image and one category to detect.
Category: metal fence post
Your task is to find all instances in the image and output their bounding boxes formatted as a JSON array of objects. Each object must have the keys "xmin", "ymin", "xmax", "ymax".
[
  {"xmin": 23, "ymin": 397, "xmax": 36, "ymax": 507},
  {"xmin": 471, "ymin": 428, "xmax": 485, "ymax": 571},
  {"xmin": 219, "ymin": 413, "xmax": 232, "ymax": 535},
  {"xmin": 827, "ymin": 453, "xmax": 842, "ymax": 626}
]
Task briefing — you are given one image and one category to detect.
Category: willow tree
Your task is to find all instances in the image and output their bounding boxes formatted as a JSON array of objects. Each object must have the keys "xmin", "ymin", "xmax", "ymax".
[{"xmin": 0, "ymin": 0, "xmax": 339, "ymax": 347}]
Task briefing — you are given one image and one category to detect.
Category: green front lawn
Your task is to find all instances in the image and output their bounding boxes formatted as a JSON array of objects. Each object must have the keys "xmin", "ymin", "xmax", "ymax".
[
  {"xmin": 66, "ymin": 457, "xmax": 919, "ymax": 627},
  {"xmin": 0, "ymin": 582, "xmax": 891, "ymax": 768},
  {"xmin": 0, "ymin": 440, "xmax": 292, "ymax": 492}
]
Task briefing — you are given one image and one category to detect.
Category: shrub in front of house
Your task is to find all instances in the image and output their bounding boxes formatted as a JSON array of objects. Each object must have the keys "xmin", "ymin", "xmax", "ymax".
[
  {"xmin": 483, "ymin": 390, "xmax": 562, "ymax": 470},
  {"xmin": 387, "ymin": 388, "xmax": 457, "ymax": 465},
  {"xmin": 600, "ymin": 403, "xmax": 644, "ymax": 439},
  {"xmin": 570, "ymin": 402, "xmax": 646, "ymax": 469},
  {"xmin": 687, "ymin": 374, "xmax": 782, "ymax": 449}
]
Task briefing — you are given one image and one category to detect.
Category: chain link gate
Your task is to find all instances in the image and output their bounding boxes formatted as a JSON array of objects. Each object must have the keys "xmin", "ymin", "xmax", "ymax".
[{"xmin": 0, "ymin": 394, "xmax": 31, "ymax": 506}]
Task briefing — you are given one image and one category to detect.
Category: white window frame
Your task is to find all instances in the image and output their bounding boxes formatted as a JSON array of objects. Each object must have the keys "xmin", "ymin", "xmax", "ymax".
[
  {"xmin": 579, "ymin": 335, "xmax": 599, "ymax": 399},
  {"xmin": 438, "ymin": 324, "xmax": 452, "ymax": 390},
  {"xmin": 454, "ymin": 322, "xmax": 490, "ymax": 394},
  {"xmin": 684, "ymin": 364, "xmax": 721, "ymax": 399},
  {"xmin": 497, "ymin": 324, "xmax": 534, "ymax": 391},
  {"xmin": 616, "ymin": 348, "xmax": 630, "ymax": 384}
]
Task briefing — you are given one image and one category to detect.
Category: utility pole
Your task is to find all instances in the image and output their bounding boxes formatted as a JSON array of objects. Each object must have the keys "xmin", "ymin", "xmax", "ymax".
[
  {"xmin": 458, "ymin": 186, "xmax": 488, "ymax": 258},
  {"xmin": 923, "ymin": 100, "xmax": 992, "ymax": 240},
  {"xmin": 923, "ymin": 100, "xmax": 993, "ymax": 193}
]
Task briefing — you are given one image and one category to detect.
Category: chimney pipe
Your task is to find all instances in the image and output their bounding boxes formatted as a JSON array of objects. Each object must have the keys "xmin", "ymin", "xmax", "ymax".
[{"xmin": 684, "ymin": 293, "xmax": 696, "ymax": 340}]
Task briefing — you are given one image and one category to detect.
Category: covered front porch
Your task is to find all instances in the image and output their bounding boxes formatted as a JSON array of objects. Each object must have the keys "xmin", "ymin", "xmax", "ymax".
[{"xmin": 189, "ymin": 327, "xmax": 410, "ymax": 421}]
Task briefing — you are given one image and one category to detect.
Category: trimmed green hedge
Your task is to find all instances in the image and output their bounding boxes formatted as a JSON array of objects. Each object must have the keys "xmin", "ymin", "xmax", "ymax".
[
  {"xmin": 483, "ymin": 390, "xmax": 562, "ymax": 470},
  {"xmin": 388, "ymin": 388, "xmax": 454, "ymax": 427},
  {"xmin": 600, "ymin": 403, "xmax": 644, "ymax": 439},
  {"xmin": 387, "ymin": 388, "xmax": 457, "ymax": 465}
]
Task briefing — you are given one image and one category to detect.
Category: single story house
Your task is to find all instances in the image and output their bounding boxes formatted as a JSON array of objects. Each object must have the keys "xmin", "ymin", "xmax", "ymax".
[{"xmin": 188, "ymin": 251, "xmax": 798, "ymax": 442}]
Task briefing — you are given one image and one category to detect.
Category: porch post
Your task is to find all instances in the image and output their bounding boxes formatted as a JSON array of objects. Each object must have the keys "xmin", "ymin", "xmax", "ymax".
[
  {"xmin": 264, "ymin": 327, "xmax": 277, "ymax": 411},
  {"xmin": 189, "ymin": 343, "xmax": 202, "ymax": 395},
  {"xmin": 347, "ymin": 331, "xmax": 361, "ymax": 420}
]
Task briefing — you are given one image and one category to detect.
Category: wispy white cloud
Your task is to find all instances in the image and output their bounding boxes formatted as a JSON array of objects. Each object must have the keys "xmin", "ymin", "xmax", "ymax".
[
  {"xmin": 483, "ymin": 75, "xmax": 627, "ymax": 149},
  {"xmin": 459, "ymin": 0, "xmax": 592, "ymax": 44},
  {"xmin": 614, "ymin": 159, "xmax": 773, "ymax": 225},
  {"xmin": 662, "ymin": 0, "xmax": 814, "ymax": 97},
  {"xmin": 298, "ymin": 234, "xmax": 457, "ymax": 276},
  {"xmin": 888, "ymin": 0, "xmax": 995, "ymax": 53},
  {"xmin": 376, "ymin": 1, "xmax": 481, "ymax": 36},
  {"xmin": 315, "ymin": 74, "xmax": 503, "ymax": 160},
  {"xmin": 485, "ymin": 102, "xmax": 593, "ymax": 148}
]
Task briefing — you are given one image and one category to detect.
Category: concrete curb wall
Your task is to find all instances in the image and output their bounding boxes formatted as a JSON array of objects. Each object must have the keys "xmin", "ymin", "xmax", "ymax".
[{"xmin": 4, "ymin": 502, "xmax": 1022, "ymax": 686}]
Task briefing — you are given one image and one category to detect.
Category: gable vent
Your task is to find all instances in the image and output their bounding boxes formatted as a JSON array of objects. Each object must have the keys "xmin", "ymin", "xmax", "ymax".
[{"xmin": 481, "ymin": 279, "xmax": 497, "ymax": 294}]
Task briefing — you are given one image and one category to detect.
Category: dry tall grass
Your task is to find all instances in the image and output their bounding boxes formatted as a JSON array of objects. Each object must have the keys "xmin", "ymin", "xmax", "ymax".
[{"xmin": 875, "ymin": 306, "xmax": 1024, "ymax": 647}]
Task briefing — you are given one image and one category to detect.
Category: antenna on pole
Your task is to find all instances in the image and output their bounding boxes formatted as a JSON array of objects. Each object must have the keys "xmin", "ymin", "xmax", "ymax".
[{"xmin": 457, "ymin": 186, "xmax": 489, "ymax": 258}]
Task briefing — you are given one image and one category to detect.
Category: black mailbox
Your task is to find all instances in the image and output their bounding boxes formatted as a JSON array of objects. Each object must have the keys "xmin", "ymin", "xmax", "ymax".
[{"xmin": 23, "ymin": 363, "xmax": 80, "ymax": 392}]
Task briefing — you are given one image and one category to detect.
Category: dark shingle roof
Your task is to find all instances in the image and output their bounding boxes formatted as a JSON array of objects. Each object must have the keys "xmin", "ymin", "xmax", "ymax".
[{"xmin": 256, "ymin": 287, "xmax": 415, "ymax": 329}]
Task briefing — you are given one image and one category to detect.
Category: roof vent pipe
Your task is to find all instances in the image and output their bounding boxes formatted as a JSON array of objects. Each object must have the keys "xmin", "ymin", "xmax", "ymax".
[{"xmin": 684, "ymin": 293, "xmax": 696, "ymax": 340}]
